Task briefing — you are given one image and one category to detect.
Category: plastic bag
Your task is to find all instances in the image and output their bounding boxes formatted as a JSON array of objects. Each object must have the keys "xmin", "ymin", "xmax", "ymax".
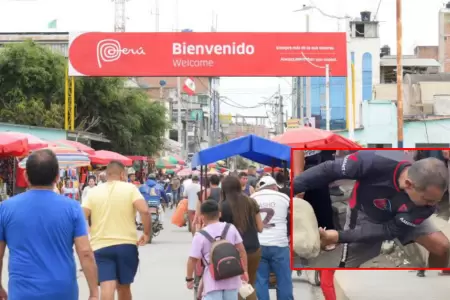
[{"xmin": 292, "ymin": 197, "xmax": 321, "ymax": 259}]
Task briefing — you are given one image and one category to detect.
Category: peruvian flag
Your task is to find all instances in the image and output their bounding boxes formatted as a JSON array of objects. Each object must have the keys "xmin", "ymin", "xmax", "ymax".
[{"xmin": 183, "ymin": 77, "xmax": 196, "ymax": 96}]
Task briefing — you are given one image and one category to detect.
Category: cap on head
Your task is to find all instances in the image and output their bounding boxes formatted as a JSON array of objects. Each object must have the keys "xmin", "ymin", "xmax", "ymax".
[
  {"xmin": 257, "ymin": 176, "xmax": 282, "ymax": 190},
  {"xmin": 128, "ymin": 167, "xmax": 136, "ymax": 175}
]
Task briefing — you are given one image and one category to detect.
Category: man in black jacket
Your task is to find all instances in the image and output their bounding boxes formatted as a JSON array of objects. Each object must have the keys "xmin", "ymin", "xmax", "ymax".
[{"xmin": 294, "ymin": 150, "xmax": 450, "ymax": 268}]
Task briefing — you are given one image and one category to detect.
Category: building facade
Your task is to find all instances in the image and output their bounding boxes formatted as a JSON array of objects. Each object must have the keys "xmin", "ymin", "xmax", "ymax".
[
  {"xmin": 0, "ymin": 32, "xmax": 69, "ymax": 57},
  {"xmin": 291, "ymin": 11, "xmax": 380, "ymax": 130},
  {"xmin": 337, "ymin": 100, "xmax": 450, "ymax": 147}
]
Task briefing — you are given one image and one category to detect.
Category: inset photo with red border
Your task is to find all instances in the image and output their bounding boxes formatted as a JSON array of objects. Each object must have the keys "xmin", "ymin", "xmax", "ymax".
[{"xmin": 290, "ymin": 148, "xmax": 450, "ymax": 271}]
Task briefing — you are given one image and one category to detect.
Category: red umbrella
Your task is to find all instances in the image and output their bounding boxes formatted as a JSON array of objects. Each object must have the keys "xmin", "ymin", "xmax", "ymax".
[
  {"xmin": 90, "ymin": 150, "xmax": 133, "ymax": 166},
  {"xmin": 0, "ymin": 133, "xmax": 28, "ymax": 156},
  {"xmin": 273, "ymin": 127, "xmax": 361, "ymax": 149},
  {"xmin": 263, "ymin": 166, "xmax": 282, "ymax": 172},
  {"xmin": 1, "ymin": 132, "xmax": 48, "ymax": 151},
  {"xmin": 55, "ymin": 140, "xmax": 95, "ymax": 155}
]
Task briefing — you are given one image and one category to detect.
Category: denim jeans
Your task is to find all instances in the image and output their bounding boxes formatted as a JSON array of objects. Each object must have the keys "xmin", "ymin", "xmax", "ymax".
[
  {"xmin": 172, "ymin": 190, "xmax": 179, "ymax": 204},
  {"xmin": 255, "ymin": 246, "xmax": 293, "ymax": 300}
]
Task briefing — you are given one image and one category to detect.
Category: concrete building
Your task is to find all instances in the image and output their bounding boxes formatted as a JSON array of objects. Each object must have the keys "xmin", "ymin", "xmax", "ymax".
[
  {"xmin": 439, "ymin": 2, "xmax": 450, "ymax": 72},
  {"xmin": 413, "ymin": 3, "xmax": 450, "ymax": 72},
  {"xmin": 291, "ymin": 11, "xmax": 380, "ymax": 130},
  {"xmin": 379, "ymin": 54, "xmax": 440, "ymax": 83},
  {"xmin": 337, "ymin": 100, "xmax": 450, "ymax": 147},
  {"xmin": 0, "ymin": 32, "xmax": 69, "ymax": 56},
  {"xmin": 132, "ymin": 76, "xmax": 213, "ymax": 154},
  {"xmin": 222, "ymin": 123, "xmax": 270, "ymax": 141}
]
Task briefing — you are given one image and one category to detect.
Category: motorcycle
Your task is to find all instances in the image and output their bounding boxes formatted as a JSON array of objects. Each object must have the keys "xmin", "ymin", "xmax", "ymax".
[{"xmin": 147, "ymin": 200, "xmax": 163, "ymax": 244}]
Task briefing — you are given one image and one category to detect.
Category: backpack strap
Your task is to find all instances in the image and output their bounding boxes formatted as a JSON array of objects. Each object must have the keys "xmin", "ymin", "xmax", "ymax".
[
  {"xmin": 220, "ymin": 223, "xmax": 231, "ymax": 240},
  {"xmin": 198, "ymin": 230, "xmax": 215, "ymax": 243}
]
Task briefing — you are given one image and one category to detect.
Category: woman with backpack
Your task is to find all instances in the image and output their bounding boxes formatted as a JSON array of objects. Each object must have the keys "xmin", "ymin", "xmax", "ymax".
[{"xmin": 219, "ymin": 176, "xmax": 263, "ymax": 300}]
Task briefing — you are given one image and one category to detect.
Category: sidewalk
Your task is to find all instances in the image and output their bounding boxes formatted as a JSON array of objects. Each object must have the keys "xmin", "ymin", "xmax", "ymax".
[{"xmin": 334, "ymin": 270, "xmax": 449, "ymax": 300}]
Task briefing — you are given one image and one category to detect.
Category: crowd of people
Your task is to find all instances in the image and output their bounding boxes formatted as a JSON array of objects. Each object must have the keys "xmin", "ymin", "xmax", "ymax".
[
  {"xmin": 4, "ymin": 148, "xmax": 448, "ymax": 300},
  {"xmin": 0, "ymin": 147, "xmax": 299, "ymax": 300},
  {"xmin": 183, "ymin": 166, "xmax": 293, "ymax": 300}
]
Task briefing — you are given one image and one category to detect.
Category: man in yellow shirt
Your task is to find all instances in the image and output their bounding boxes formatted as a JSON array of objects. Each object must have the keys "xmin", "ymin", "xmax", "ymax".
[{"xmin": 82, "ymin": 161, "xmax": 151, "ymax": 300}]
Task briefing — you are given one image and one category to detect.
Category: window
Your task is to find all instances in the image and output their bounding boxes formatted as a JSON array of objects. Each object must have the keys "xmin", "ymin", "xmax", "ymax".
[
  {"xmin": 355, "ymin": 24, "xmax": 365, "ymax": 37},
  {"xmin": 362, "ymin": 53, "xmax": 373, "ymax": 101}
]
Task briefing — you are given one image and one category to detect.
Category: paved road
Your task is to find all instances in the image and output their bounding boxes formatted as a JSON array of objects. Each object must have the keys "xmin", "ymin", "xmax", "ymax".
[
  {"xmin": 75, "ymin": 210, "xmax": 324, "ymax": 299},
  {"xmin": 335, "ymin": 270, "xmax": 450, "ymax": 300}
]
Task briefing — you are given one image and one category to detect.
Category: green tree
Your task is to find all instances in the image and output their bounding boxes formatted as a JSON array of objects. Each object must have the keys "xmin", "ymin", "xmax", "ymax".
[
  {"xmin": 0, "ymin": 41, "xmax": 169, "ymax": 155},
  {"xmin": 236, "ymin": 156, "xmax": 249, "ymax": 170}
]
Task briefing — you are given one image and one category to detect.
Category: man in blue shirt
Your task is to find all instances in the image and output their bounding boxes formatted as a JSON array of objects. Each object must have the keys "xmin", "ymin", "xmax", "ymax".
[{"xmin": 0, "ymin": 149, "xmax": 98, "ymax": 300}]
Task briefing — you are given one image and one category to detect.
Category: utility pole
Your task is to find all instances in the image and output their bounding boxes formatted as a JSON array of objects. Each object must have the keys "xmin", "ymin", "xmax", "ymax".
[
  {"xmin": 185, "ymin": 95, "xmax": 191, "ymax": 155},
  {"xmin": 155, "ymin": 0, "xmax": 159, "ymax": 32},
  {"xmin": 209, "ymin": 12, "xmax": 219, "ymax": 147},
  {"xmin": 325, "ymin": 64, "xmax": 331, "ymax": 130},
  {"xmin": 305, "ymin": 14, "xmax": 312, "ymax": 119},
  {"xmin": 174, "ymin": 0, "xmax": 184, "ymax": 157},
  {"xmin": 396, "ymin": 0, "xmax": 404, "ymax": 148},
  {"xmin": 278, "ymin": 84, "xmax": 284, "ymax": 134},
  {"xmin": 295, "ymin": 77, "xmax": 303, "ymax": 120}
]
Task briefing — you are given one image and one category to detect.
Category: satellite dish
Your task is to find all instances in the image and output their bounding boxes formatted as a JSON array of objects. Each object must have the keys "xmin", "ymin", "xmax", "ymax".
[{"xmin": 159, "ymin": 80, "xmax": 166, "ymax": 87}]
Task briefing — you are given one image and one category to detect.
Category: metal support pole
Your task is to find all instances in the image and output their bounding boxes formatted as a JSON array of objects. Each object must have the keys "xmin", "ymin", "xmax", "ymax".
[
  {"xmin": 351, "ymin": 63, "xmax": 356, "ymax": 129},
  {"xmin": 70, "ymin": 77, "xmax": 75, "ymax": 130},
  {"xmin": 396, "ymin": 0, "xmax": 404, "ymax": 148},
  {"xmin": 177, "ymin": 77, "xmax": 183, "ymax": 157},
  {"xmin": 64, "ymin": 67, "xmax": 69, "ymax": 130},
  {"xmin": 325, "ymin": 64, "xmax": 330, "ymax": 131},
  {"xmin": 185, "ymin": 96, "xmax": 190, "ymax": 155},
  {"xmin": 278, "ymin": 84, "xmax": 284, "ymax": 134},
  {"xmin": 346, "ymin": 18, "xmax": 355, "ymax": 140}
]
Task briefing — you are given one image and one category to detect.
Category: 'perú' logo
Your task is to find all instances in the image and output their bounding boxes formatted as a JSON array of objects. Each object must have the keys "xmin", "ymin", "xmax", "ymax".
[{"xmin": 96, "ymin": 39, "xmax": 146, "ymax": 68}]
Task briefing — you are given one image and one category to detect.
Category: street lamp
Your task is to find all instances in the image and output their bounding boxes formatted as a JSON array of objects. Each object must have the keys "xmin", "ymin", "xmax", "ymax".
[{"xmin": 293, "ymin": 5, "xmax": 354, "ymax": 137}]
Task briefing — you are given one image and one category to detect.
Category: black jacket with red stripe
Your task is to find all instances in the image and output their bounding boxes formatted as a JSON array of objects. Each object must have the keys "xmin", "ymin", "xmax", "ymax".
[{"xmin": 293, "ymin": 150, "xmax": 436, "ymax": 243}]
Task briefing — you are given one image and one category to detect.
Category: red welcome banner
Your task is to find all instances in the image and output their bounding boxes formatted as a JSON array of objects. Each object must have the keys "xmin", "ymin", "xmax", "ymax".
[{"xmin": 68, "ymin": 32, "xmax": 347, "ymax": 77}]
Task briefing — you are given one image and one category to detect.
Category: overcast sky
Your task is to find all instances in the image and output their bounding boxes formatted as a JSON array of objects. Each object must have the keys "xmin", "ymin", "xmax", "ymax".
[{"xmin": 0, "ymin": 0, "xmax": 446, "ymax": 124}]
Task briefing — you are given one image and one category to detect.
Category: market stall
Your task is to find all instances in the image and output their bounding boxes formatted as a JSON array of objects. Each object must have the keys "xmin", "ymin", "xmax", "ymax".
[
  {"xmin": 191, "ymin": 134, "xmax": 291, "ymax": 197},
  {"xmin": 18, "ymin": 146, "xmax": 91, "ymax": 199},
  {"xmin": 89, "ymin": 150, "xmax": 133, "ymax": 166},
  {"xmin": 272, "ymin": 126, "xmax": 361, "ymax": 148},
  {"xmin": 0, "ymin": 133, "xmax": 30, "ymax": 198}
]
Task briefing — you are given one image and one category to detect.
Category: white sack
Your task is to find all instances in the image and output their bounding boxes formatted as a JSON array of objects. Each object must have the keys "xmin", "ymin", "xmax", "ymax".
[{"xmin": 292, "ymin": 197, "xmax": 321, "ymax": 259}]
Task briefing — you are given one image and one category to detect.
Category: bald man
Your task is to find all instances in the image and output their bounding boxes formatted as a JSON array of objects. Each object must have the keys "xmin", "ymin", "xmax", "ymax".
[{"xmin": 82, "ymin": 161, "xmax": 151, "ymax": 300}]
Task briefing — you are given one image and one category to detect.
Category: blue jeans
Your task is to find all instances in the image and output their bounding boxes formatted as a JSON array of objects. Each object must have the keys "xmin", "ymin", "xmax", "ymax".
[
  {"xmin": 203, "ymin": 289, "xmax": 238, "ymax": 300},
  {"xmin": 256, "ymin": 246, "xmax": 293, "ymax": 300},
  {"xmin": 172, "ymin": 190, "xmax": 179, "ymax": 203},
  {"xmin": 166, "ymin": 193, "xmax": 173, "ymax": 203}
]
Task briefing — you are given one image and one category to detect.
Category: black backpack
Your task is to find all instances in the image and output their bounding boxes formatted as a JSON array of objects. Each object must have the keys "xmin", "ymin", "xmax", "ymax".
[{"xmin": 199, "ymin": 223, "xmax": 244, "ymax": 280}]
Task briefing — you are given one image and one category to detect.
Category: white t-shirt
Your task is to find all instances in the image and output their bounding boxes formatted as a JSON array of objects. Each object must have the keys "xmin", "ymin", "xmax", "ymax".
[
  {"xmin": 183, "ymin": 179, "xmax": 193, "ymax": 190},
  {"xmin": 183, "ymin": 182, "xmax": 200, "ymax": 211},
  {"xmin": 252, "ymin": 189, "xmax": 290, "ymax": 247},
  {"xmin": 82, "ymin": 186, "xmax": 94, "ymax": 203}
]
